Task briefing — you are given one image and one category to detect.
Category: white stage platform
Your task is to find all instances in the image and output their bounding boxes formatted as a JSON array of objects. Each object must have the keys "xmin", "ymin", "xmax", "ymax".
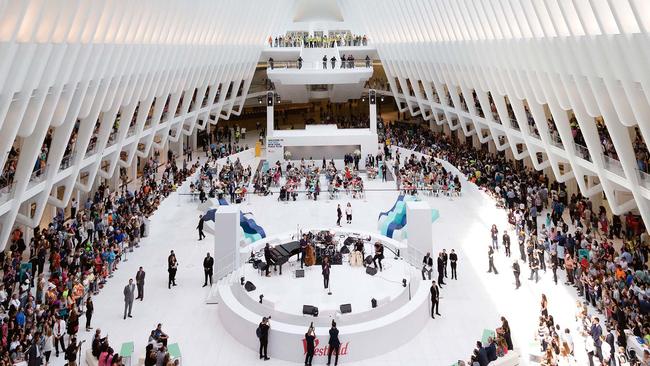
[
  {"xmin": 217, "ymin": 229, "xmax": 428, "ymax": 364},
  {"xmin": 243, "ymin": 257, "xmax": 409, "ymax": 315}
]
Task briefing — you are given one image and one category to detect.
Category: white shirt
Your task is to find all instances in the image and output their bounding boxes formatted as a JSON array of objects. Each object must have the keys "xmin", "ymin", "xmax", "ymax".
[
  {"xmin": 54, "ymin": 319, "xmax": 66, "ymax": 337},
  {"xmin": 346, "ymin": 207, "xmax": 352, "ymax": 215}
]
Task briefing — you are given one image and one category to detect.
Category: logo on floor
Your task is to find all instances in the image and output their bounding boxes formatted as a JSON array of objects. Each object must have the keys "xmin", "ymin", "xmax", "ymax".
[{"xmin": 302, "ymin": 338, "xmax": 350, "ymax": 357}]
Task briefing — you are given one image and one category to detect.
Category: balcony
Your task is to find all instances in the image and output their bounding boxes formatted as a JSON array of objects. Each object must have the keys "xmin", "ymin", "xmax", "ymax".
[
  {"xmin": 59, "ymin": 152, "xmax": 76, "ymax": 171},
  {"xmin": 638, "ymin": 170, "xmax": 650, "ymax": 190},
  {"xmin": 603, "ymin": 155, "xmax": 625, "ymax": 177},
  {"xmin": 0, "ymin": 174, "xmax": 15, "ymax": 204},
  {"xmin": 574, "ymin": 143, "xmax": 591, "ymax": 162}
]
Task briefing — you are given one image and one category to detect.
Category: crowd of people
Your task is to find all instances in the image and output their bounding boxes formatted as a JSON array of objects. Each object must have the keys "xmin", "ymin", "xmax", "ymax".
[
  {"xmin": 268, "ymin": 33, "xmax": 368, "ymax": 48},
  {"xmin": 0, "ymin": 149, "xmax": 198, "ymax": 365},
  {"xmin": 383, "ymin": 120, "xmax": 650, "ymax": 365},
  {"xmin": 191, "ymin": 156, "xmax": 252, "ymax": 204}
]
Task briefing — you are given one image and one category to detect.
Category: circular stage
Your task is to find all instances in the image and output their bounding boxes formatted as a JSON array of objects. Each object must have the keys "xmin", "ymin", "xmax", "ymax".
[
  {"xmin": 243, "ymin": 256, "xmax": 410, "ymax": 316},
  {"xmin": 216, "ymin": 228, "xmax": 430, "ymax": 363}
]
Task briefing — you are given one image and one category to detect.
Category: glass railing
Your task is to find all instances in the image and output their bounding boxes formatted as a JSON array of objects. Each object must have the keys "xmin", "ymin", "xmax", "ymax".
[
  {"xmin": 638, "ymin": 170, "xmax": 650, "ymax": 189},
  {"xmin": 127, "ymin": 124, "xmax": 137, "ymax": 137},
  {"xmin": 0, "ymin": 174, "xmax": 15, "ymax": 203},
  {"xmin": 29, "ymin": 164, "xmax": 49, "ymax": 184},
  {"xmin": 268, "ymin": 60, "xmax": 372, "ymax": 70},
  {"xmin": 509, "ymin": 118, "xmax": 520, "ymax": 131},
  {"xmin": 59, "ymin": 152, "xmax": 75, "ymax": 170},
  {"xmin": 549, "ymin": 133, "xmax": 563, "ymax": 148},
  {"xmin": 603, "ymin": 155, "xmax": 625, "ymax": 177},
  {"xmin": 108, "ymin": 131, "xmax": 118, "ymax": 146},
  {"xmin": 86, "ymin": 139, "xmax": 97, "ymax": 155},
  {"xmin": 574, "ymin": 143, "xmax": 592, "ymax": 162}
]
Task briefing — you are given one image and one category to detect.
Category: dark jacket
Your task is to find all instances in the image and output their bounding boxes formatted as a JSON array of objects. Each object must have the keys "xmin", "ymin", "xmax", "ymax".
[{"xmin": 328, "ymin": 327, "xmax": 340, "ymax": 347}]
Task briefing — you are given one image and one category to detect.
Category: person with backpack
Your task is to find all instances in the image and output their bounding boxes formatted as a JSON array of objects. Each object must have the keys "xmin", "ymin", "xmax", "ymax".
[{"xmin": 256, "ymin": 317, "xmax": 270, "ymax": 361}]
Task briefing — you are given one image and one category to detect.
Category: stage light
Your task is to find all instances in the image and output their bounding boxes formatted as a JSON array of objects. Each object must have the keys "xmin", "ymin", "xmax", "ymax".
[
  {"xmin": 258, "ymin": 97, "xmax": 262, "ymax": 104},
  {"xmin": 381, "ymin": 96, "xmax": 385, "ymax": 102},
  {"xmin": 402, "ymin": 279, "xmax": 407, "ymax": 287},
  {"xmin": 362, "ymin": 97, "xmax": 366, "ymax": 102}
]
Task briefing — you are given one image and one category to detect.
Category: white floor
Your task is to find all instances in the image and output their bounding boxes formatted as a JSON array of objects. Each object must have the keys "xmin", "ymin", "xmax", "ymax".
[{"xmin": 59, "ymin": 153, "xmax": 592, "ymax": 366}]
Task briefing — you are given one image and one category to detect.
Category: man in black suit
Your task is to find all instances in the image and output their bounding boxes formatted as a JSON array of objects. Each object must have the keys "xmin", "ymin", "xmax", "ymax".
[
  {"xmin": 257, "ymin": 317, "xmax": 270, "ymax": 360},
  {"xmin": 437, "ymin": 252, "xmax": 445, "ymax": 286},
  {"xmin": 449, "ymin": 249, "xmax": 458, "ymax": 280},
  {"xmin": 299, "ymin": 234, "xmax": 308, "ymax": 269},
  {"xmin": 264, "ymin": 243, "xmax": 274, "ymax": 277},
  {"xmin": 322, "ymin": 257, "xmax": 331, "ymax": 290},
  {"xmin": 135, "ymin": 267, "xmax": 145, "ymax": 300},
  {"xmin": 327, "ymin": 321, "xmax": 340, "ymax": 366},
  {"xmin": 442, "ymin": 249, "xmax": 449, "ymax": 278},
  {"xmin": 422, "ymin": 252, "xmax": 433, "ymax": 280},
  {"xmin": 430, "ymin": 280, "xmax": 440, "ymax": 318},
  {"xmin": 203, "ymin": 253, "xmax": 214, "ymax": 287},
  {"xmin": 197, "ymin": 215, "xmax": 205, "ymax": 241}
]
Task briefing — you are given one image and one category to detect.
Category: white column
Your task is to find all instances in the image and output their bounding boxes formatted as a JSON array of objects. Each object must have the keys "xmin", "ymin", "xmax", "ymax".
[
  {"xmin": 213, "ymin": 205, "xmax": 241, "ymax": 281},
  {"xmin": 406, "ymin": 201, "xmax": 434, "ymax": 256},
  {"xmin": 369, "ymin": 89, "xmax": 377, "ymax": 133},
  {"xmin": 266, "ymin": 91, "xmax": 274, "ymax": 138}
]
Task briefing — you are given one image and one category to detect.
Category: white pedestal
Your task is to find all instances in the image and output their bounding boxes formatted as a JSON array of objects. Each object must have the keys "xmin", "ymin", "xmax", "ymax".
[
  {"xmin": 405, "ymin": 201, "xmax": 433, "ymax": 256},
  {"xmin": 213, "ymin": 205, "xmax": 241, "ymax": 281}
]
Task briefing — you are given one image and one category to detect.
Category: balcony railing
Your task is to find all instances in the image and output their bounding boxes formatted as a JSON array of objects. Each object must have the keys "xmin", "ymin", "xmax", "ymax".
[
  {"xmin": 59, "ymin": 152, "xmax": 76, "ymax": 171},
  {"xmin": 603, "ymin": 155, "xmax": 625, "ymax": 177},
  {"xmin": 549, "ymin": 133, "xmax": 563, "ymax": 148},
  {"xmin": 509, "ymin": 118, "xmax": 520, "ymax": 131},
  {"xmin": 268, "ymin": 60, "xmax": 372, "ymax": 70},
  {"xmin": 29, "ymin": 164, "xmax": 49, "ymax": 185},
  {"xmin": 638, "ymin": 170, "xmax": 650, "ymax": 189},
  {"xmin": 0, "ymin": 174, "xmax": 15, "ymax": 204},
  {"xmin": 574, "ymin": 143, "xmax": 592, "ymax": 162}
]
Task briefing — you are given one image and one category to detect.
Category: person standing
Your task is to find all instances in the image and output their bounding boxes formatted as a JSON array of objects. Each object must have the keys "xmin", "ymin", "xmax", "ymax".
[
  {"xmin": 322, "ymin": 55, "xmax": 327, "ymax": 69},
  {"xmin": 264, "ymin": 243, "xmax": 274, "ymax": 277},
  {"xmin": 330, "ymin": 56, "xmax": 336, "ymax": 70},
  {"xmin": 345, "ymin": 203, "xmax": 352, "ymax": 224},
  {"xmin": 85, "ymin": 296, "xmax": 94, "ymax": 331},
  {"xmin": 168, "ymin": 250, "xmax": 178, "ymax": 288},
  {"xmin": 373, "ymin": 242, "xmax": 384, "ymax": 272},
  {"xmin": 299, "ymin": 234, "xmax": 308, "ymax": 269},
  {"xmin": 512, "ymin": 260, "xmax": 521, "ymax": 289},
  {"xmin": 136, "ymin": 267, "xmax": 145, "ymax": 300},
  {"xmin": 197, "ymin": 215, "xmax": 205, "ymax": 241},
  {"xmin": 590, "ymin": 317, "xmax": 604, "ymax": 363},
  {"xmin": 322, "ymin": 257, "xmax": 331, "ymax": 290},
  {"xmin": 430, "ymin": 280, "xmax": 440, "ymax": 319},
  {"xmin": 449, "ymin": 249, "xmax": 458, "ymax": 280},
  {"xmin": 53, "ymin": 315, "xmax": 66, "ymax": 357},
  {"xmin": 503, "ymin": 231, "xmax": 511, "ymax": 257},
  {"xmin": 442, "ymin": 249, "xmax": 448, "ymax": 278},
  {"xmin": 421, "ymin": 252, "xmax": 433, "ymax": 280},
  {"xmin": 490, "ymin": 224, "xmax": 499, "ymax": 250},
  {"xmin": 336, "ymin": 204, "xmax": 342, "ymax": 227},
  {"xmin": 327, "ymin": 321, "xmax": 340, "ymax": 366},
  {"xmin": 203, "ymin": 253, "xmax": 214, "ymax": 287},
  {"xmin": 257, "ymin": 317, "xmax": 270, "ymax": 360},
  {"xmin": 304, "ymin": 324, "xmax": 316, "ymax": 366},
  {"xmin": 518, "ymin": 230, "xmax": 527, "ymax": 262},
  {"xmin": 437, "ymin": 252, "xmax": 445, "ymax": 285},
  {"xmin": 123, "ymin": 279, "xmax": 135, "ymax": 319},
  {"xmin": 487, "ymin": 246, "xmax": 498, "ymax": 274},
  {"xmin": 528, "ymin": 255, "xmax": 539, "ymax": 283}
]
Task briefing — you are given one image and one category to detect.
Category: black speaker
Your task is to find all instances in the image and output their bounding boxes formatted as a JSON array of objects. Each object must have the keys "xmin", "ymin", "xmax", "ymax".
[
  {"xmin": 366, "ymin": 266, "xmax": 377, "ymax": 276},
  {"xmin": 364, "ymin": 255, "xmax": 373, "ymax": 265},
  {"xmin": 340, "ymin": 304, "xmax": 352, "ymax": 314},
  {"xmin": 244, "ymin": 281, "xmax": 256, "ymax": 292},
  {"xmin": 371, "ymin": 298, "xmax": 377, "ymax": 308},
  {"xmin": 302, "ymin": 305, "xmax": 319, "ymax": 317},
  {"xmin": 295, "ymin": 269, "xmax": 305, "ymax": 278}
]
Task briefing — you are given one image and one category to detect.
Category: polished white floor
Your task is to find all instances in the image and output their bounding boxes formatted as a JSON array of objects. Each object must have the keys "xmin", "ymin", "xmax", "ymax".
[{"xmin": 58, "ymin": 153, "xmax": 592, "ymax": 366}]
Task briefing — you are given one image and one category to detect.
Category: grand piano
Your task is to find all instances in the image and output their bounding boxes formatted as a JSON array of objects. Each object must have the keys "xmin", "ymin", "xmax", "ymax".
[{"xmin": 267, "ymin": 240, "xmax": 301, "ymax": 275}]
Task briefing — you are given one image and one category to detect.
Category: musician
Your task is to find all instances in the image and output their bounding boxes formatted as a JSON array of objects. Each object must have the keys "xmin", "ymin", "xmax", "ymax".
[
  {"xmin": 422, "ymin": 252, "xmax": 433, "ymax": 280},
  {"xmin": 264, "ymin": 243, "xmax": 274, "ymax": 277},
  {"xmin": 322, "ymin": 256, "xmax": 331, "ymax": 290},
  {"xmin": 354, "ymin": 240, "xmax": 365, "ymax": 257},
  {"xmin": 300, "ymin": 234, "xmax": 308, "ymax": 269},
  {"xmin": 373, "ymin": 242, "xmax": 384, "ymax": 272}
]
